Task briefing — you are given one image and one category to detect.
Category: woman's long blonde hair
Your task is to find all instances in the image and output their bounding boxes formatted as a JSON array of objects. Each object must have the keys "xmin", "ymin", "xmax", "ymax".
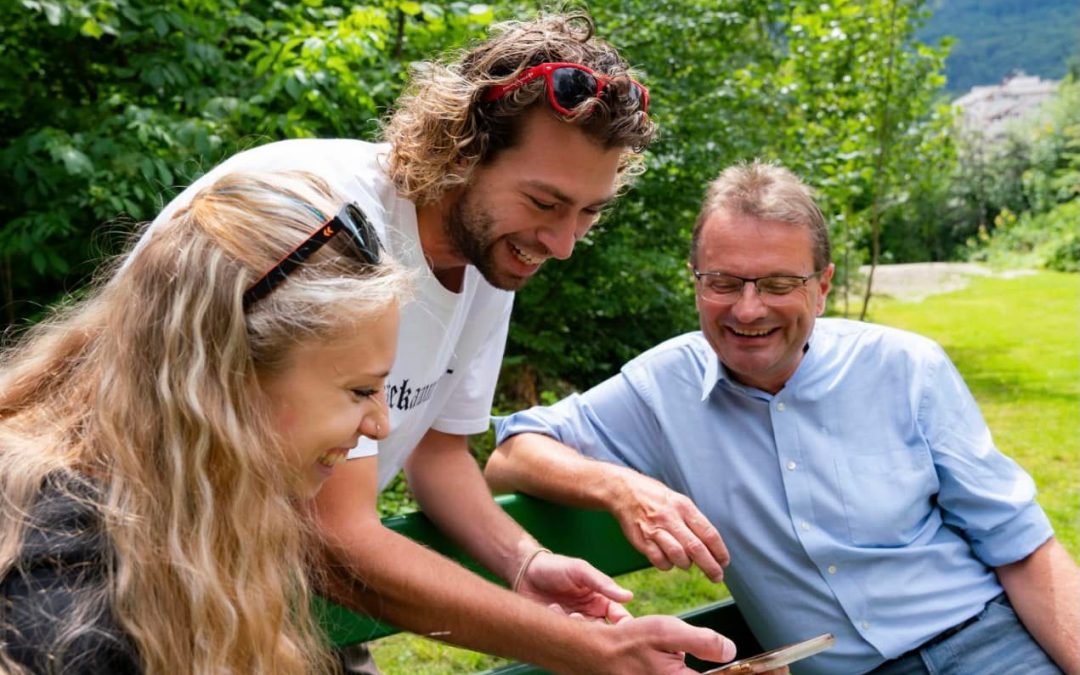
[{"xmin": 0, "ymin": 171, "xmax": 410, "ymax": 673}]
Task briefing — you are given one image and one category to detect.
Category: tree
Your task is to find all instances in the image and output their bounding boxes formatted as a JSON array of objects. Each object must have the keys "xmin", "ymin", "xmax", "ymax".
[
  {"xmin": 0, "ymin": 0, "xmax": 492, "ymax": 328},
  {"xmin": 743, "ymin": 0, "xmax": 951, "ymax": 316}
]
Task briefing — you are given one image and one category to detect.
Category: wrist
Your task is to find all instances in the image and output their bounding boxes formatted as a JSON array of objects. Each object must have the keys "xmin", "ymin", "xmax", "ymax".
[
  {"xmin": 541, "ymin": 620, "xmax": 620, "ymax": 675},
  {"xmin": 599, "ymin": 464, "xmax": 637, "ymax": 515},
  {"xmin": 500, "ymin": 535, "xmax": 543, "ymax": 585},
  {"xmin": 511, "ymin": 546, "xmax": 552, "ymax": 592}
]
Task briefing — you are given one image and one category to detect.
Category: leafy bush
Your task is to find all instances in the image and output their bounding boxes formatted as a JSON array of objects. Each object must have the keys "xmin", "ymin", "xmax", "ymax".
[
  {"xmin": 964, "ymin": 78, "xmax": 1080, "ymax": 272},
  {"xmin": 967, "ymin": 199, "xmax": 1080, "ymax": 270},
  {"xmin": 0, "ymin": 0, "xmax": 492, "ymax": 328}
]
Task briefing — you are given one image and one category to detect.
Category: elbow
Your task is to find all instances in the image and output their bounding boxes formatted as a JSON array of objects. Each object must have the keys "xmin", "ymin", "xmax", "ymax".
[{"xmin": 483, "ymin": 440, "xmax": 516, "ymax": 494}]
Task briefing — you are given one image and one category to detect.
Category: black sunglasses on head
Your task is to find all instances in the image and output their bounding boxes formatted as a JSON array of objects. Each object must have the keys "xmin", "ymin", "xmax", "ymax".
[{"xmin": 243, "ymin": 203, "xmax": 381, "ymax": 311}]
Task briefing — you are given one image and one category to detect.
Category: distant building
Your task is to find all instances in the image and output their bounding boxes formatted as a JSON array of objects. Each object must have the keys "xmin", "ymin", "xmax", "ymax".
[{"xmin": 953, "ymin": 73, "xmax": 1058, "ymax": 139}]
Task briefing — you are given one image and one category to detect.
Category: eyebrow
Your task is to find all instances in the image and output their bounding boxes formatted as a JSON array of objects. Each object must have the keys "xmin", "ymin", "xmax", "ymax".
[
  {"xmin": 523, "ymin": 180, "xmax": 616, "ymax": 209},
  {"xmin": 332, "ymin": 364, "xmax": 392, "ymax": 380}
]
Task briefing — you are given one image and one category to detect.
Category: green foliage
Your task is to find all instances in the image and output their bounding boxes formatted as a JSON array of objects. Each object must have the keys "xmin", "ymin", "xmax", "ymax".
[
  {"xmin": 3, "ymin": 0, "xmax": 960, "ymax": 385},
  {"xmin": 1045, "ymin": 227, "xmax": 1080, "ymax": 273},
  {"xmin": 963, "ymin": 78, "xmax": 1080, "ymax": 271},
  {"xmin": 507, "ymin": 0, "xmax": 784, "ymax": 385},
  {"xmin": 748, "ymin": 0, "xmax": 952, "ymax": 315},
  {"xmin": 507, "ymin": 0, "xmax": 954, "ymax": 383},
  {"xmin": 968, "ymin": 200, "xmax": 1080, "ymax": 272},
  {"xmin": 0, "ymin": 0, "xmax": 493, "ymax": 326},
  {"xmin": 919, "ymin": 0, "xmax": 1079, "ymax": 92}
]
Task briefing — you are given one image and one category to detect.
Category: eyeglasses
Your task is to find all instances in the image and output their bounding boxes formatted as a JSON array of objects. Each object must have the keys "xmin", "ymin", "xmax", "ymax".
[
  {"xmin": 243, "ymin": 203, "xmax": 381, "ymax": 311},
  {"xmin": 692, "ymin": 270, "xmax": 823, "ymax": 303},
  {"xmin": 483, "ymin": 62, "xmax": 650, "ymax": 116}
]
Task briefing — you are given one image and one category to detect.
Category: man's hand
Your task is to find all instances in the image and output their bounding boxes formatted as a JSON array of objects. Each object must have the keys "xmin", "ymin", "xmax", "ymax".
[
  {"xmin": 599, "ymin": 614, "xmax": 738, "ymax": 674},
  {"xmin": 486, "ymin": 433, "xmax": 731, "ymax": 582},
  {"xmin": 611, "ymin": 468, "xmax": 730, "ymax": 582},
  {"xmin": 516, "ymin": 550, "xmax": 634, "ymax": 623}
]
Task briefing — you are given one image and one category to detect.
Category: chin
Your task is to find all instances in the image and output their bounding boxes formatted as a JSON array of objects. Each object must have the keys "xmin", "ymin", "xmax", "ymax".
[
  {"xmin": 493, "ymin": 274, "xmax": 529, "ymax": 291},
  {"xmin": 479, "ymin": 265, "xmax": 531, "ymax": 291}
]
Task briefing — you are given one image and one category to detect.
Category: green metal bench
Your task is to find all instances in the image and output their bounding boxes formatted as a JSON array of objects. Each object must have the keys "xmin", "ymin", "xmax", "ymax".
[{"xmin": 313, "ymin": 494, "xmax": 761, "ymax": 673}]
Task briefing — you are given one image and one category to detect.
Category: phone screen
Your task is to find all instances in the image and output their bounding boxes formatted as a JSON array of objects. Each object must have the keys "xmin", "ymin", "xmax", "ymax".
[{"xmin": 702, "ymin": 633, "xmax": 835, "ymax": 674}]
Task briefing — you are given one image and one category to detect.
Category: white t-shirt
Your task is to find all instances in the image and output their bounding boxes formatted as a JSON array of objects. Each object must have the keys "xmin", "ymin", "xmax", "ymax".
[{"xmin": 148, "ymin": 139, "xmax": 514, "ymax": 490}]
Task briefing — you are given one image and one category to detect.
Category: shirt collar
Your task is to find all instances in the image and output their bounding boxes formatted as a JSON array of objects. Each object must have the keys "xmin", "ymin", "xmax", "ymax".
[
  {"xmin": 698, "ymin": 333, "xmax": 816, "ymax": 402},
  {"xmin": 700, "ymin": 346, "xmax": 724, "ymax": 401}
]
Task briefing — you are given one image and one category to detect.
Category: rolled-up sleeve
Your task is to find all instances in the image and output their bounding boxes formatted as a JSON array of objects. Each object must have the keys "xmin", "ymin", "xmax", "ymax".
[
  {"xmin": 495, "ymin": 371, "xmax": 665, "ymax": 476},
  {"xmin": 919, "ymin": 346, "xmax": 1054, "ymax": 567}
]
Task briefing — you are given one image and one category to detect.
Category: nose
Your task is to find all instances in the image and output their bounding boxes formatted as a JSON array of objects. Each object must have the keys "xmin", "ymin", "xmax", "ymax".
[
  {"xmin": 536, "ymin": 217, "xmax": 579, "ymax": 261},
  {"xmin": 730, "ymin": 282, "xmax": 769, "ymax": 322},
  {"xmin": 359, "ymin": 394, "xmax": 390, "ymax": 441}
]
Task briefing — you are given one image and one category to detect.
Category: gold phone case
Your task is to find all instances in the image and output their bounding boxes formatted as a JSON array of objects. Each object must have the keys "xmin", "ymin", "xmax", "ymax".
[{"xmin": 702, "ymin": 633, "xmax": 836, "ymax": 674}]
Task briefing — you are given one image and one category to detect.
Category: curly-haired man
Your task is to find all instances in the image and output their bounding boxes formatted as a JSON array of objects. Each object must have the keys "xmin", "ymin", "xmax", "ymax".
[{"xmin": 147, "ymin": 12, "xmax": 738, "ymax": 675}]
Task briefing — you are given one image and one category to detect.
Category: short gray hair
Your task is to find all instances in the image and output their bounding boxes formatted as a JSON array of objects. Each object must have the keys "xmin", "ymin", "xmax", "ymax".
[{"xmin": 689, "ymin": 161, "xmax": 830, "ymax": 271}]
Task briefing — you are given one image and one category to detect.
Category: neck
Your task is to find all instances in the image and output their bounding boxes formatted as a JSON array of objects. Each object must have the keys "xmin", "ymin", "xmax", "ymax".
[{"xmin": 416, "ymin": 196, "xmax": 468, "ymax": 291}]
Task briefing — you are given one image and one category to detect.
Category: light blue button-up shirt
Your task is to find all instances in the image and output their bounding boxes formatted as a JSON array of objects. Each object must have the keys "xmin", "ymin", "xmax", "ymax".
[{"xmin": 495, "ymin": 319, "xmax": 1053, "ymax": 674}]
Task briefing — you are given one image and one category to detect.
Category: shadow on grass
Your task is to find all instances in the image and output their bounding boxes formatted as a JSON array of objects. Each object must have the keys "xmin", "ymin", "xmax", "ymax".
[{"xmin": 939, "ymin": 345, "xmax": 1079, "ymax": 406}]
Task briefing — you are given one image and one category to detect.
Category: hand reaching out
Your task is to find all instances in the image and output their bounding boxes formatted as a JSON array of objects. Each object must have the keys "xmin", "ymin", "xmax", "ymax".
[
  {"xmin": 515, "ymin": 550, "xmax": 633, "ymax": 623},
  {"xmin": 611, "ymin": 468, "xmax": 730, "ymax": 581}
]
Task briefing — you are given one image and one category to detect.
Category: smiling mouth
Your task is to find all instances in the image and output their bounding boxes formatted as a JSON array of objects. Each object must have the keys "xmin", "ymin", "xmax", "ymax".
[
  {"xmin": 316, "ymin": 449, "xmax": 349, "ymax": 467},
  {"xmin": 729, "ymin": 326, "xmax": 776, "ymax": 338},
  {"xmin": 508, "ymin": 240, "xmax": 542, "ymax": 266}
]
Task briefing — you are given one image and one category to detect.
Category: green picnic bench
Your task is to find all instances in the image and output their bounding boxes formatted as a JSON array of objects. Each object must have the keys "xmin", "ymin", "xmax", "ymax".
[{"xmin": 313, "ymin": 493, "xmax": 761, "ymax": 674}]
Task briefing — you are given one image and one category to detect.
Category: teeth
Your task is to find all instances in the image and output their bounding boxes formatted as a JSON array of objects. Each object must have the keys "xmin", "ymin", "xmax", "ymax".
[
  {"xmin": 733, "ymin": 327, "xmax": 772, "ymax": 337},
  {"xmin": 509, "ymin": 241, "xmax": 541, "ymax": 266}
]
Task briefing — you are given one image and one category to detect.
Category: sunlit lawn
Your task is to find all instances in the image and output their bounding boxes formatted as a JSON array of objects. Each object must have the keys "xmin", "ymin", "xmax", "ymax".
[{"xmin": 371, "ymin": 270, "xmax": 1079, "ymax": 673}]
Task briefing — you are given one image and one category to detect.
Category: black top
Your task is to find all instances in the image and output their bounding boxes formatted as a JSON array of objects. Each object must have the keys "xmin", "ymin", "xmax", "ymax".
[{"xmin": 1, "ymin": 478, "xmax": 140, "ymax": 673}]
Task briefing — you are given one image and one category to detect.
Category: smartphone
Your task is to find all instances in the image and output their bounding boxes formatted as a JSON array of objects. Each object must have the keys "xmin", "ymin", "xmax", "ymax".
[{"xmin": 702, "ymin": 633, "xmax": 835, "ymax": 674}]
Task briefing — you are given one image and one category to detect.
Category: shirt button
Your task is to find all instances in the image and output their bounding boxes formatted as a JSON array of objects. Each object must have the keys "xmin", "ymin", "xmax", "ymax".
[
  {"xmin": 861, "ymin": 620, "xmax": 871, "ymax": 630},
  {"xmin": 787, "ymin": 461, "xmax": 797, "ymax": 471},
  {"xmin": 800, "ymin": 521, "xmax": 811, "ymax": 531},
  {"xmin": 827, "ymin": 565, "xmax": 838, "ymax": 574},
  {"xmin": 776, "ymin": 402, "xmax": 786, "ymax": 412}
]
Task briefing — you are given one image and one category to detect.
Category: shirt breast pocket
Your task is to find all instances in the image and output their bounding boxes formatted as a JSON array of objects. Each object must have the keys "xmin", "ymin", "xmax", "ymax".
[{"xmin": 835, "ymin": 449, "xmax": 936, "ymax": 547}]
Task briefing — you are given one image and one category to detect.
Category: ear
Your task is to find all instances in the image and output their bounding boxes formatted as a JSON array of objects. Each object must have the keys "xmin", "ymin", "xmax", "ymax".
[
  {"xmin": 815, "ymin": 263, "xmax": 835, "ymax": 316},
  {"xmin": 687, "ymin": 260, "xmax": 702, "ymax": 305}
]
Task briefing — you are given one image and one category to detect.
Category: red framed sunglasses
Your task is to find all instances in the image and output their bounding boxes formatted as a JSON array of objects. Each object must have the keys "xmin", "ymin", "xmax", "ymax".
[{"xmin": 484, "ymin": 62, "xmax": 649, "ymax": 115}]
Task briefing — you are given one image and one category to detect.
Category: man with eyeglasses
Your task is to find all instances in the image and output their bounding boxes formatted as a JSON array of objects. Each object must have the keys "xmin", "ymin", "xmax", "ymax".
[
  {"xmin": 487, "ymin": 161, "xmax": 1079, "ymax": 674},
  {"xmin": 144, "ymin": 11, "xmax": 739, "ymax": 675}
]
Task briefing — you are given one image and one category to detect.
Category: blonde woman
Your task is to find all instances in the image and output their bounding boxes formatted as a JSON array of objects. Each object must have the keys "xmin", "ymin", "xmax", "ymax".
[{"xmin": 0, "ymin": 170, "xmax": 410, "ymax": 674}]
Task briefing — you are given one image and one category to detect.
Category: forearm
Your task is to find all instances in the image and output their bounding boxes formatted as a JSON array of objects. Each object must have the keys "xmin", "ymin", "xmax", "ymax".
[
  {"xmin": 486, "ymin": 432, "xmax": 630, "ymax": 511},
  {"xmin": 996, "ymin": 537, "xmax": 1080, "ymax": 673},
  {"xmin": 313, "ymin": 451, "xmax": 737, "ymax": 673},
  {"xmin": 487, "ymin": 433, "xmax": 730, "ymax": 581},
  {"xmin": 406, "ymin": 429, "xmax": 541, "ymax": 582},
  {"xmin": 313, "ymin": 456, "xmax": 596, "ymax": 671},
  {"xmin": 319, "ymin": 520, "xmax": 602, "ymax": 671}
]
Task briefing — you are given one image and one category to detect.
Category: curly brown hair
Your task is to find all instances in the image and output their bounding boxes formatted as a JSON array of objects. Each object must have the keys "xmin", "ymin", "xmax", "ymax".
[{"xmin": 382, "ymin": 12, "xmax": 657, "ymax": 205}]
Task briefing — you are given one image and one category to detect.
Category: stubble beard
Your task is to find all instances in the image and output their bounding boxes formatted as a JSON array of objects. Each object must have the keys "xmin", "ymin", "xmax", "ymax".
[{"xmin": 445, "ymin": 193, "xmax": 525, "ymax": 291}]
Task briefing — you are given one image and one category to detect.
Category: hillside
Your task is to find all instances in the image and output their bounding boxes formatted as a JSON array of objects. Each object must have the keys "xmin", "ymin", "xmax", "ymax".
[{"xmin": 919, "ymin": 0, "xmax": 1078, "ymax": 93}]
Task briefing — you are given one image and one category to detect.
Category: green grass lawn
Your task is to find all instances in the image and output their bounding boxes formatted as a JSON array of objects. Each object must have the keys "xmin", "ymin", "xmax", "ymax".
[{"xmin": 371, "ymin": 270, "xmax": 1080, "ymax": 673}]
